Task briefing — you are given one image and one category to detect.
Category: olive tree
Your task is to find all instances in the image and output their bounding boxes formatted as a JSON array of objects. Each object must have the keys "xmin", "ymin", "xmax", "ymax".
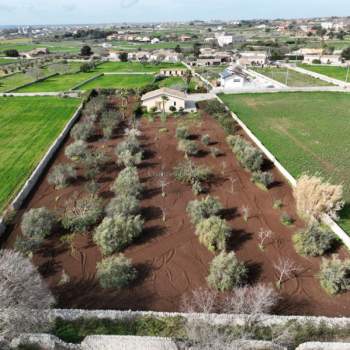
[
  {"xmin": 0, "ymin": 250, "xmax": 55, "ymax": 339},
  {"xmin": 186, "ymin": 196, "xmax": 223, "ymax": 225},
  {"xmin": 106, "ymin": 194, "xmax": 140, "ymax": 217},
  {"xmin": 111, "ymin": 166, "xmax": 143, "ymax": 198},
  {"xmin": 21, "ymin": 207, "xmax": 56, "ymax": 239},
  {"xmin": 48, "ymin": 163, "xmax": 77, "ymax": 189}
]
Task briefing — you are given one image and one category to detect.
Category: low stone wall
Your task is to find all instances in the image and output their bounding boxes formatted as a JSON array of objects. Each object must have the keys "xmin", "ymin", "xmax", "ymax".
[
  {"xmin": 71, "ymin": 73, "xmax": 103, "ymax": 91},
  {"xmin": 0, "ymin": 100, "xmax": 84, "ymax": 237},
  {"xmin": 215, "ymin": 94, "xmax": 350, "ymax": 250},
  {"xmin": 6, "ymin": 72, "xmax": 59, "ymax": 93},
  {"xmin": 296, "ymin": 342, "xmax": 350, "ymax": 350}
]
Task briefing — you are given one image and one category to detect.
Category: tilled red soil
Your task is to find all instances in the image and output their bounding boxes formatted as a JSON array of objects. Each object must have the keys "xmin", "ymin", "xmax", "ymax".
[{"xmin": 4, "ymin": 100, "xmax": 350, "ymax": 317}]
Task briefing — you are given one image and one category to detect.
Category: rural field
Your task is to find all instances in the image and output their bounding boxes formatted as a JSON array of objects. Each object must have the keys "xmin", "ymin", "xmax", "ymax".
[
  {"xmin": 253, "ymin": 67, "xmax": 332, "ymax": 86},
  {"xmin": 4, "ymin": 92, "xmax": 350, "ymax": 317},
  {"xmin": 96, "ymin": 61, "xmax": 185, "ymax": 73},
  {"xmin": 0, "ymin": 71, "xmax": 42, "ymax": 92},
  {"xmin": 298, "ymin": 64, "xmax": 350, "ymax": 82},
  {"xmin": 0, "ymin": 96, "xmax": 80, "ymax": 211},
  {"xmin": 78, "ymin": 74, "xmax": 155, "ymax": 89},
  {"xmin": 15, "ymin": 71, "xmax": 100, "ymax": 92},
  {"xmin": 219, "ymin": 91, "xmax": 350, "ymax": 231}
]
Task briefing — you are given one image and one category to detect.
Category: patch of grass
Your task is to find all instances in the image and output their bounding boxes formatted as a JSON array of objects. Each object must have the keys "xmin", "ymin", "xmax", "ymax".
[
  {"xmin": 254, "ymin": 67, "xmax": 332, "ymax": 87},
  {"xmin": 96, "ymin": 61, "xmax": 185, "ymax": 73},
  {"xmin": 79, "ymin": 74, "xmax": 155, "ymax": 90},
  {"xmin": 0, "ymin": 96, "xmax": 80, "ymax": 211},
  {"xmin": 15, "ymin": 72, "xmax": 99, "ymax": 92},
  {"xmin": 298, "ymin": 63, "xmax": 350, "ymax": 82},
  {"xmin": 220, "ymin": 92, "xmax": 350, "ymax": 232}
]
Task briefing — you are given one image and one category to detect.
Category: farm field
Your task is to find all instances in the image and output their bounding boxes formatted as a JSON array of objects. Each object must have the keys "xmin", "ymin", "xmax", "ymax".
[
  {"xmin": 96, "ymin": 61, "xmax": 185, "ymax": 73},
  {"xmin": 158, "ymin": 76, "xmax": 197, "ymax": 90},
  {"xmin": 253, "ymin": 67, "xmax": 332, "ymax": 86},
  {"xmin": 298, "ymin": 64, "xmax": 350, "ymax": 82},
  {"xmin": 219, "ymin": 92, "xmax": 350, "ymax": 231},
  {"xmin": 109, "ymin": 40, "xmax": 195, "ymax": 51},
  {"xmin": 4, "ymin": 93, "xmax": 350, "ymax": 317},
  {"xmin": 0, "ymin": 58, "xmax": 19, "ymax": 65},
  {"xmin": 0, "ymin": 96, "xmax": 80, "ymax": 211},
  {"xmin": 0, "ymin": 71, "xmax": 42, "ymax": 92},
  {"xmin": 15, "ymin": 72, "xmax": 100, "ymax": 92},
  {"xmin": 78, "ymin": 74, "xmax": 155, "ymax": 90}
]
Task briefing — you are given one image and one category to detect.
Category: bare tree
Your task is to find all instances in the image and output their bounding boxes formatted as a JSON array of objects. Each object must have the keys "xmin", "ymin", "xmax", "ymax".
[
  {"xmin": 0, "ymin": 249, "xmax": 55, "ymax": 339},
  {"xmin": 229, "ymin": 176, "xmax": 237, "ymax": 194},
  {"xmin": 257, "ymin": 228, "xmax": 273, "ymax": 251},
  {"xmin": 180, "ymin": 287, "xmax": 219, "ymax": 314},
  {"xmin": 161, "ymin": 207, "xmax": 167, "ymax": 222},
  {"xmin": 241, "ymin": 206, "xmax": 250, "ymax": 222},
  {"xmin": 273, "ymin": 257, "xmax": 300, "ymax": 289}
]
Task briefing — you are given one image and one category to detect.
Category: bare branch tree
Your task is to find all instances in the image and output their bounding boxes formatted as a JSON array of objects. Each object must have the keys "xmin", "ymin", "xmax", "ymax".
[
  {"xmin": 273, "ymin": 257, "xmax": 300, "ymax": 289},
  {"xmin": 180, "ymin": 287, "xmax": 219, "ymax": 314},
  {"xmin": 241, "ymin": 206, "xmax": 250, "ymax": 222},
  {"xmin": 257, "ymin": 228, "xmax": 273, "ymax": 251},
  {"xmin": 229, "ymin": 176, "xmax": 237, "ymax": 194},
  {"xmin": 0, "ymin": 249, "xmax": 55, "ymax": 339}
]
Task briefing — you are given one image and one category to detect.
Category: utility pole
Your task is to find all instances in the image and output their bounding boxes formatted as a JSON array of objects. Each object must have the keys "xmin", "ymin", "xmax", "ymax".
[{"xmin": 346, "ymin": 65, "xmax": 349, "ymax": 83}]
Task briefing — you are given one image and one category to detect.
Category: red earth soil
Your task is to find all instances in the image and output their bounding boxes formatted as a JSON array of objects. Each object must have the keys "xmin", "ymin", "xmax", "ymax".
[{"xmin": 4, "ymin": 98, "xmax": 350, "ymax": 317}]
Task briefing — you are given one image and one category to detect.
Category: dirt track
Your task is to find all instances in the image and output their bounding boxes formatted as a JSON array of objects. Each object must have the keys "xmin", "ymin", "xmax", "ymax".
[{"xmin": 4, "ymin": 99, "xmax": 350, "ymax": 316}]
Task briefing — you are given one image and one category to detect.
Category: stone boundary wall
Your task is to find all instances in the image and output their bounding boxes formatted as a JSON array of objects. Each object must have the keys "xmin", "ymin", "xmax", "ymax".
[
  {"xmin": 71, "ymin": 73, "xmax": 103, "ymax": 91},
  {"xmin": 6, "ymin": 72, "xmax": 59, "ymax": 93},
  {"xmin": 0, "ymin": 92, "xmax": 80, "ymax": 97},
  {"xmin": 0, "ymin": 99, "xmax": 84, "ymax": 237},
  {"xmin": 215, "ymin": 94, "xmax": 350, "ymax": 250},
  {"xmin": 214, "ymin": 86, "xmax": 350, "ymax": 94},
  {"xmin": 103, "ymin": 72, "xmax": 155, "ymax": 75}
]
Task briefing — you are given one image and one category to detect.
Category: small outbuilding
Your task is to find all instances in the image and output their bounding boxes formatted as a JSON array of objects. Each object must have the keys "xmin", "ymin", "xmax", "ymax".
[{"xmin": 141, "ymin": 87, "xmax": 196, "ymax": 113}]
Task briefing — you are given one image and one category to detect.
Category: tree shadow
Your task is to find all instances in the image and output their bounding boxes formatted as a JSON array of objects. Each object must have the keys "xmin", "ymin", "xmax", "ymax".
[
  {"xmin": 141, "ymin": 206, "xmax": 163, "ymax": 221},
  {"xmin": 245, "ymin": 261, "xmax": 262, "ymax": 285},
  {"xmin": 219, "ymin": 207, "xmax": 239, "ymax": 221},
  {"xmin": 142, "ymin": 187, "xmax": 162, "ymax": 200},
  {"xmin": 227, "ymin": 229, "xmax": 253, "ymax": 251}
]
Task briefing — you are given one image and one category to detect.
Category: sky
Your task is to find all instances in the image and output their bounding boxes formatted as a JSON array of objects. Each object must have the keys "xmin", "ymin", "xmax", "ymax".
[{"xmin": 0, "ymin": 0, "xmax": 349, "ymax": 25}]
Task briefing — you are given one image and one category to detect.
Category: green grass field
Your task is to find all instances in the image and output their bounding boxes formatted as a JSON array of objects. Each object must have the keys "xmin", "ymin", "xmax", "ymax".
[
  {"xmin": 219, "ymin": 92, "xmax": 350, "ymax": 232},
  {"xmin": 298, "ymin": 64, "xmax": 350, "ymax": 82},
  {"xmin": 15, "ymin": 72, "xmax": 100, "ymax": 92},
  {"xmin": 78, "ymin": 74, "xmax": 155, "ymax": 90},
  {"xmin": 254, "ymin": 67, "xmax": 332, "ymax": 87},
  {"xmin": 109, "ymin": 40, "xmax": 194, "ymax": 51},
  {"xmin": 0, "ymin": 96, "xmax": 80, "ymax": 211},
  {"xmin": 0, "ymin": 72, "xmax": 38, "ymax": 92},
  {"xmin": 96, "ymin": 61, "xmax": 185, "ymax": 73}
]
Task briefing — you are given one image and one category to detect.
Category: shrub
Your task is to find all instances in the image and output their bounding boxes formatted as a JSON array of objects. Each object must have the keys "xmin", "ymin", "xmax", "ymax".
[
  {"xmin": 62, "ymin": 195, "xmax": 104, "ymax": 233},
  {"xmin": 318, "ymin": 255, "xmax": 350, "ymax": 295},
  {"xmin": 238, "ymin": 145, "xmax": 263, "ymax": 172},
  {"xmin": 65, "ymin": 140, "xmax": 88, "ymax": 161},
  {"xmin": 175, "ymin": 126, "xmax": 189, "ymax": 140},
  {"xmin": 293, "ymin": 224, "xmax": 336, "ymax": 257},
  {"xmin": 207, "ymin": 251, "xmax": 247, "ymax": 291},
  {"xmin": 21, "ymin": 207, "xmax": 56, "ymax": 239},
  {"xmin": 177, "ymin": 139, "xmax": 198, "ymax": 156},
  {"xmin": 186, "ymin": 196, "xmax": 223, "ymax": 225},
  {"xmin": 111, "ymin": 166, "xmax": 143, "ymax": 198},
  {"xmin": 70, "ymin": 122, "xmax": 94, "ymax": 141},
  {"xmin": 201, "ymin": 134, "xmax": 210, "ymax": 145},
  {"xmin": 173, "ymin": 160, "xmax": 212, "ymax": 185},
  {"xmin": 210, "ymin": 147, "xmax": 221, "ymax": 158},
  {"xmin": 106, "ymin": 194, "xmax": 140, "ymax": 217},
  {"xmin": 14, "ymin": 235, "xmax": 43, "ymax": 256},
  {"xmin": 48, "ymin": 164, "xmax": 77, "ymax": 188},
  {"xmin": 203, "ymin": 100, "xmax": 227, "ymax": 115},
  {"xmin": 97, "ymin": 254, "xmax": 137, "ymax": 289},
  {"xmin": 191, "ymin": 180, "xmax": 203, "ymax": 195},
  {"xmin": 116, "ymin": 136, "xmax": 141, "ymax": 158},
  {"xmin": 94, "ymin": 214, "xmax": 144, "ymax": 255},
  {"xmin": 195, "ymin": 216, "xmax": 230, "ymax": 252},
  {"xmin": 82, "ymin": 149, "xmax": 110, "ymax": 179},
  {"xmin": 251, "ymin": 171, "xmax": 274, "ymax": 189},
  {"xmin": 217, "ymin": 114, "xmax": 237, "ymax": 134},
  {"xmin": 281, "ymin": 212, "xmax": 293, "ymax": 226},
  {"xmin": 117, "ymin": 149, "xmax": 143, "ymax": 167},
  {"xmin": 294, "ymin": 175, "xmax": 344, "ymax": 222}
]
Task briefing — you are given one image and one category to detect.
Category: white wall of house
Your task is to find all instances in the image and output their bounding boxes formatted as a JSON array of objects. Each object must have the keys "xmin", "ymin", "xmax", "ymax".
[
  {"xmin": 142, "ymin": 95, "xmax": 186, "ymax": 112},
  {"xmin": 220, "ymin": 75, "xmax": 245, "ymax": 89}
]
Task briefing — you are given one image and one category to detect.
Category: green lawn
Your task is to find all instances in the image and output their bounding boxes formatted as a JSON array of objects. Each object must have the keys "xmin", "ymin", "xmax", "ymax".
[
  {"xmin": 158, "ymin": 76, "xmax": 197, "ymax": 90},
  {"xmin": 110, "ymin": 40, "xmax": 194, "ymax": 51},
  {"xmin": 78, "ymin": 74, "xmax": 155, "ymax": 90},
  {"xmin": 220, "ymin": 92, "xmax": 350, "ymax": 232},
  {"xmin": 0, "ymin": 58, "xmax": 18, "ymax": 65},
  {"xmin": 298, "ymin": 64, "xmax": 350, "ymax": 82},
  {"xmin": 0, "ymin": 72, "xmax": 38, "ymax": 92},
  {"xmin": 254, "ymin": 67, "xmax": 332, "ymax": 87},
  {"xmin": 15, "ymin": 72, "xmax": 100, "ymax": 92},
  {"xmin": 96, "ymin": 61, "xmax": 185, "ymax": 73},
  {"xmin": 0, "ymin": 96, "xmax": 81, "ymax": 211}
]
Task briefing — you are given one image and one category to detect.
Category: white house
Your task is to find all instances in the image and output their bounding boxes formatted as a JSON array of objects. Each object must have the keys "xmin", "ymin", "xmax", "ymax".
[
  {"xmin": 303, "ymin": 54, "xmax": 342, "ymax": 65},
  {"xmin": 217, "ymin": 35, "xmax": 233, "ymax": 47},
  {"xmin": 141, "ymin": 88, "xmax": 196, "ymax": 113},
  {"xmin": 151, "ymin": 38, "xmax": 160, "ymax": 44},
  {"xmin": 237, "ymin": 52, "xmax": 267, "ymax": 66},
  {"xmin": 219, "ymin": 66, "xmax": 251, "ymax": 89}
]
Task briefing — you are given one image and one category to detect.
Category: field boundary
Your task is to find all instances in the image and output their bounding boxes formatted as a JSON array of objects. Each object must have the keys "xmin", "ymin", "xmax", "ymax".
[
  {"xmin": 71, "ymin": 73, "xmax": 103, "ymax": 91},
  {"xmin": 0, "ymin": 99, "xmax": 84, "ymax": 236},
  {"xmin": 7, "ymin": 72, "xmax": 59, "ymax": 93},
  {"xmin": 245, "ymin": 68, "xmax": 287, "ymax": 88},
  {"xmin": 215, "ymin": 94, "xmax": 350, "ymax": 250}
]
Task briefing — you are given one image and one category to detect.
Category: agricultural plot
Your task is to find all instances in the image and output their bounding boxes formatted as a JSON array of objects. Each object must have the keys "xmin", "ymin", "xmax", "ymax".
[
  {"xmin": 15, "ymin": 72, "xmax": 100, "ymax": 92},
  {"xmin": 158, "ymin": 76, "xmax": 196, "ymax": 90},
  {"xmin": 109, "ymin": 40, "xmax": 194, "ymax": 51},
  {"xmin": 96, "ymin": 61, "xmax": 185, "ymax": 73},
  {"xmin": 4, "ymin": 92, "xmax": 350, "ymax": 317},
  {"xmin": 219, "ymin": 92, "xmax": 350, "ymax": 232},
  {"xmin": 253, "ymin": 67, "xmax": 332, "ymax": 87},
  {"xmin": 298, "ymin": 64, "xmax": 350, "ymax": 82},
  {"xmin": 0, "ymin": 72, "xmax": 39, "ymax": 92},
  {"xmin": 0, "ymin": 96, "xmax": 80, "ymax": 211},
  {"xmin": 78, "ymin": 74, "xmax": 155, "ymax": 90}
]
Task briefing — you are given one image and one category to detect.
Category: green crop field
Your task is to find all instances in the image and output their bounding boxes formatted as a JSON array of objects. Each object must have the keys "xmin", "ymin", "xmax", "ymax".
[
  {"xmin": 254, "ymin": 67, "xmax": 332, "ymax": 87},
  {"xmin": 109, "ymin": 40, "xmax": 194, "ymax": 51},
  {"xmin": 96, "ymin": 61, "xmax": 185, "ymax": 73},
  {"xmin": 0, "ymin": 72, "xmax": 38, "ymax": 92},
  {"xmin": 15, "ymin": 72, "xmax": 100, "ymax": 92},
  {"xmin": 78, "ymin": 74, "xmax": 155, "ymax": 90},
  {"xmin": 298, "ymin": 64, "xmax": 350, "ymax": 82},
  {"xmin": 0, "ymin": 96, "xmax": 80, "ymax": 211},
  {"xmin": 220, "ymin": 92, "xmax": 350, "ymax": 232}
]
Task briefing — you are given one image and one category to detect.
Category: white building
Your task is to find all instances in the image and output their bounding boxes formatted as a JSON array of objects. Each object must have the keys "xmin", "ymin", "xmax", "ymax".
[
  {"xmin": 217, "ymin": 35, "xmax": 233, "ymax": 47},
  {"xmin": 219, "ymin": 66, "xmax": 250, "ymax": 89},
  {"xmin": 141, "ymin": 88, "xmax": 196, "ymax": 113},
  {"xmin": 151, "ymin": 38, "xmax": 160, "ymax": 44},
  {"xmin": 321, "ymin": 22, "xmax": 334, "ymax": 30},
  {"xmin": 303, "ymin": 54, "xmax": 342, "ymax": 65},
  {"xmin": 237, "ymin": 52, "xmax": 267, "ymax": 66}
]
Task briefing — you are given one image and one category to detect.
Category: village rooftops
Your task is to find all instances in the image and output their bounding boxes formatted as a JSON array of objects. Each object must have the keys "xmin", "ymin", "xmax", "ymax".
[{"xmin": 141, "ymin": 87, "xmax": 187, "ymax": 102}]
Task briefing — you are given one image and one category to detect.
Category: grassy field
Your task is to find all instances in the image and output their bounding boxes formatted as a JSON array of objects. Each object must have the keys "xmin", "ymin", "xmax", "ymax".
[
  {"xmin": 109, "ymin": 40, "xmax": 194, "ymax": 51},
  {"xmin": 0, "ymin": 96, "xmax": 80, "ymax": 211},
  {"xmin": 96, "ymin": 61, "xmax": 185, "ymax": 73},
  {"xmin": 78, "ymin": 74, "xmax": 155, "ymax": 90},
  {"xmin": 0, "ymin": 72, "xmax": 39, "ymax": 92},
  {"xmin": 254, "ymin": 67, "xmax": 332, "ymax": 87},
  {"xmin": 219, "ymin": 92, "xmax": 350, "ymax": 232},
  {"xmin": 15, "ymin": 72, "xmax": 100, "ymax": 92},
  {"xmin": 0, "ymin": 58, "xmax": 19, "ymax": 65},
  {"xmin": 298, "ymin": 64, "xmax": 350, "ymax": 82}
]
